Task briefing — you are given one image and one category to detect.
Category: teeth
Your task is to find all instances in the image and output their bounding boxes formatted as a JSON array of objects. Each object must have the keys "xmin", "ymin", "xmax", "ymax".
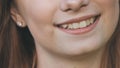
[
  {"xmin": 72, "ymin": 23, "xmax": 80, "ymax": 29},
  {"xmin": 60, "ymin": 17, "xmax": 96, "ymax": 29},
  {"xmin": 79, "ymin": 21, "xmax": 87, "ymax": 28},
  {"xmin": 61, "ymin": 24, "xmax": 68, "ymax": 28},
  {"xmin": 86, "ymin": 19, "xmax": 91, "ymax": 26},
  {"xmin": 68, "ymin": 24, "xmax": 73, "ymax": 29},
  {"xmin": 90, "ymin": 18, "xmax": 95, "ymax": 24}
]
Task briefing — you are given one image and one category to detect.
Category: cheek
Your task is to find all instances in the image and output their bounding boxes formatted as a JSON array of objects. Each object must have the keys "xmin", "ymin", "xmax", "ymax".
[
  {"xmin": 98, "ymin": 0, "xmax": 119, "ymax": 40},
  {"xmin": 95, "ymin": 0, "xmax": 118, "ymax": 12},
  {"xmin": 19, "ymin": 0, "xmax": 59, "ymax": 43},
  {"xmin": 102, "ymin": 0, "xmax": 119, "ymax": 30},
  {"xmin": 23, "ymin": 0, "xmax": 58, "ymax": 25}
]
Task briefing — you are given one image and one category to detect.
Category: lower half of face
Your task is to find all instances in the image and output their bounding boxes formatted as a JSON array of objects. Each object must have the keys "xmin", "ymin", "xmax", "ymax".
[{"xmin": 19, "ymin": 0, "xmax": 119, "ymax": 57}]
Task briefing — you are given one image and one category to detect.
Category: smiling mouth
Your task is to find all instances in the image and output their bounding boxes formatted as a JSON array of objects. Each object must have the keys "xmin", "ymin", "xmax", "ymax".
[{"xmin": 54, "ymin": 14, "xmax": 101, "ymax": 34}]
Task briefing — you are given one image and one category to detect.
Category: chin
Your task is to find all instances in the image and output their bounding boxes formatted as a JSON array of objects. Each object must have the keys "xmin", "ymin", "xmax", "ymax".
[{"xmin": 53, "ymin": 37, "xmax": 105, "ymax": 57}]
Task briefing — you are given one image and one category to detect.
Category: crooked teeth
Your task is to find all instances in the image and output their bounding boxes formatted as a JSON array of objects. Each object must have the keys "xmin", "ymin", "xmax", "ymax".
[
  {"xmin": 68, "ymin": 24, "xmax": 73, "ymax": 29},
  {"xmin": 61, "ymin": 17, "xmax": 95, "ymax": 29},
  {"xmin": 62, "ymin": 24, "xmax": 68, "ymax": 28}
]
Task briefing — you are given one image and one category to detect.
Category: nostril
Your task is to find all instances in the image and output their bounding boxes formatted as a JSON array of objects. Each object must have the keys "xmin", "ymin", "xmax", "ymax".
[
  {"xmin": 81, "ymin": 4, "xmax": 87, "ymax": 7},
  {"xmin": 65, "ymin": 8, "xmax": 72, "ymax": 12}
]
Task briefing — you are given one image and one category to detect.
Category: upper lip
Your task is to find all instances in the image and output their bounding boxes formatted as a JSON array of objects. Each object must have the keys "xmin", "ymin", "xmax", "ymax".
[{"xmin": 54, "ymin": 14, "xmax": 99, "ymax": 26}]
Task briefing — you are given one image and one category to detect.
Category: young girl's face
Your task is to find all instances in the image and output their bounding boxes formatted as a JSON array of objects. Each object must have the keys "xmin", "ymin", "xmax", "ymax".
[{"xmin": 12, "ymin": 0, "xmax": 119, "ymax": 56}]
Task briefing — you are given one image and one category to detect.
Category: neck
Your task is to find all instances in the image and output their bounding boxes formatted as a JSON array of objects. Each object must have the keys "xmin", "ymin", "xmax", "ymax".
[{"xmin": 36, "ymin": 46, "xmax": 104, "ymax": 68}]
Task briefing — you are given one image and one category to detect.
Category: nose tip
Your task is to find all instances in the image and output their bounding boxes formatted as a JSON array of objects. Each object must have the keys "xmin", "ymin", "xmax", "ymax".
[{"xmin": 60, "ymin": 0, "xmax": 89, "ymax": 12}]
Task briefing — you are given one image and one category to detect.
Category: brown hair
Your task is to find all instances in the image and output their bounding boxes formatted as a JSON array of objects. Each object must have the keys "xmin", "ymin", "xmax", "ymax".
[
  {"xmin": 100, "ymin": 1, "xmax": 120, "ymax": 68},
  {"xmin": 0, "ymin": 0, "xmax": 120, "ymax": 68},
  {"xmin": 0, "ymin": 0, "xmax": 35, "ymax": 68}
]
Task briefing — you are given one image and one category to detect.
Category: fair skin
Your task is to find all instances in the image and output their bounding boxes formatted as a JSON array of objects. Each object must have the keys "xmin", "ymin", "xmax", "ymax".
[{"xmin": 11, "ymin": 0, "xmax": 119, "ymax": 68}]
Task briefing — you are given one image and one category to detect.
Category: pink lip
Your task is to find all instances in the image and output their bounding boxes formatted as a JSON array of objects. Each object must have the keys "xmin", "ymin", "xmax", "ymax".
[{"xmin": 55, "ymin": 15, "xmax": 100, "ymax": 35}]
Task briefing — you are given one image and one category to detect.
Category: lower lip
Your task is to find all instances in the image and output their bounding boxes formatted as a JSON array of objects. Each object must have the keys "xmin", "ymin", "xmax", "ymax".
[{"xmin": 56, "ymin": 17, "xmax": 100, "ymax": 35}]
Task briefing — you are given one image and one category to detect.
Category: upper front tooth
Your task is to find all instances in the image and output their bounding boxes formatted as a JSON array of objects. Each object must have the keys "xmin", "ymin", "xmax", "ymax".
[
  {"xmin": 79, "ymin": 21, "xmax": 87, "ymax": 28},
  {"xmin": 72, "ymin": 23, "xmax": 80, "ymax": 29},
  {"xmin": 68, "ymin": 24, "xmax": 73, "ymax": 29}
]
